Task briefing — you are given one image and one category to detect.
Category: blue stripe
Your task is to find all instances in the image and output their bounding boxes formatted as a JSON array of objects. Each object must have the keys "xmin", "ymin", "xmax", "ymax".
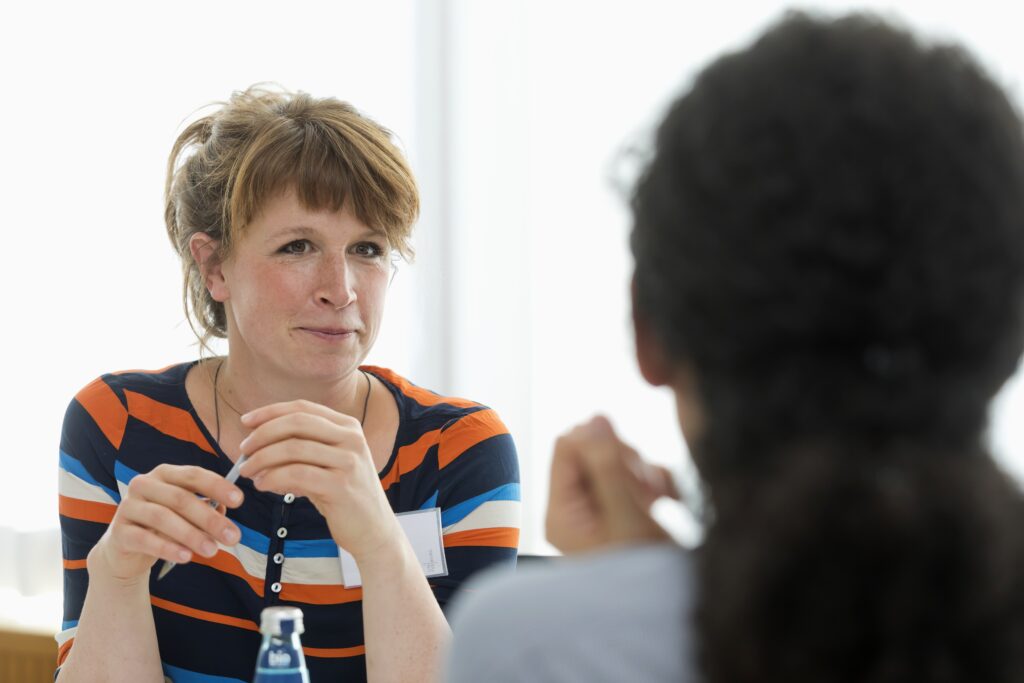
[
  {"xmin": 162, "ymin": 662, "xmax": 247, "ymax": 682},
  {"xmin": 61, "ymin": 619, "xmax": 79, "ymax": 630},
  {"xmin": 59, "ymin": 450, "xmax": 120, "ymax": 502},
  {"xmin": 419, "ymin": 491, "xmax": 438, "ymax": 510},
  {"xmin": 233, "ymin": 520, "xmax": 271, "ymax": 555},
  {"xmin": 283, "ymin": 538, "xmax": 339, "ymax": 558},
  {"xmin": 113, "ymin": 460, "xmax": 142, "ymax": 487},
  {"xmin": 442, "ymin": 483, "xmax": 521, "ymax": 527}
]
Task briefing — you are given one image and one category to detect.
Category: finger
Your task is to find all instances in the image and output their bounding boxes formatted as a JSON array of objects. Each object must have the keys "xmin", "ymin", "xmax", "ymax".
[
  {"xmin": 119, "ymin": 498, "xmax": 223, "ymax": 558},
  {"xmin": 251, "ymin": 463, "xmax": 331, "ymax": 499},
  {"xmin": 238, "ymin": 411, "xmax": 353, "ymax": 460},
  {"xmin": 546, "ymin": 426, "xmax": 609, "ymax": 552},
  {"xmin": 113, "ymin": 522, "xmax": 194, "ymax": 564},
  {"xmin": 645, "ymin": 464, "xmax": 681, "ymax": 501},
  {"xmin": 575, "ymin": 433, "xmax": 637, "ymax": 517},
  {"xmin": 571, "ymin": 422, "xmax": 665, "ymax": 538},
  {"xmin": 240, "ymin": 399, "xmax": 359, "ymax": 430},
  {"xmin": 240, "ymin": 438, "xmax": 357, "ymax": 482},
  {"xmin": 548, "ymin": 432, "xmax": 587, "ymax": 493},
  {"xmin": 151, "ymin": 464, "xmax": 244, "ymax": 509},
  {"xmin": 616, "ymin": 449, "xmax": 676, "ymax": 508},
  {"xmin": 131, "ymin": 476, "xmax": 241, "ymax": 548}
]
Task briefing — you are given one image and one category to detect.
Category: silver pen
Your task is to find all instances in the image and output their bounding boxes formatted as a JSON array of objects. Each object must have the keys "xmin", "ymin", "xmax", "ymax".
[{"xmin": 157, "ymin": 454, "xmax": 247, "ymax": 580}]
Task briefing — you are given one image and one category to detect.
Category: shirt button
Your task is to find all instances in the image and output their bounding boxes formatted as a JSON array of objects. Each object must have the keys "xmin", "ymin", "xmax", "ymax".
[
  {"xmin": 283, "ymin": 493, "xmax": 296, "ymax": 504},
  {"xmin": 276, "ymin": 527, "xmax": 288, "ymax": 539},
  {"xmin": 273, "ymin": 552, "xmax": 284, "ymax": 565},
  {"xmin": 271, "ymin": 582, "xmax": 282, "ymax": 594}
]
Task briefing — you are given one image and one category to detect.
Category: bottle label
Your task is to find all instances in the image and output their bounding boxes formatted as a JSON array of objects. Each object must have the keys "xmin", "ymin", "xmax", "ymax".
[{"xmin": 254, "ymin": 645, "xmax": 308, "ymax": 682}]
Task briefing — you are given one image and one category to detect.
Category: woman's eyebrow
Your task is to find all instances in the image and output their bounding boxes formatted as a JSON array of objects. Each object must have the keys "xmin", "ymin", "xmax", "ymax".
[
  {"xmin": 267, "ymin": 224, "xmax": 387, "ymax": 242},
  {"xmin": 266, "ymin": 225, "xmax": 317, "ymax": 242}
]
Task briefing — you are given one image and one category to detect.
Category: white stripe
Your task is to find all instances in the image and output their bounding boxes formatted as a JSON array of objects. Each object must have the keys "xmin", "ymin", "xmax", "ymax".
[
  {"xmin": 443, "ymin": 500, "xmax": 521, "ymax": 535},
  {"xmin": 55, "ymin": 626, "xmax": 77, "ymax": 649},
  {"xmin": 211, "ymin": 544, "xmax": 345, "ymax": 587},
  {"xmin": 58, "ymin": 469, "xmax": 118, "ymax": 505},
  {"xmin": 280, "ymin": 556, "xmax": 345, "ymax": 586},
  {"xmin": 215, "ymin": 540, "xmax": 268, "ymax": 581}
]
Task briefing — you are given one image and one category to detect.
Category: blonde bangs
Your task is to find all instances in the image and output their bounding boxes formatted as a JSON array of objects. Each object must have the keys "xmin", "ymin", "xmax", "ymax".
[{"xmin": 228, "ymin": 103, "xmax": 418, "ymax": 259}]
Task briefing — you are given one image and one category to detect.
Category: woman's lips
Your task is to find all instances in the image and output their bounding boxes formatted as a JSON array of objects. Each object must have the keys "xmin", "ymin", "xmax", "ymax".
[{"xmin": 299, "ymin": 327, "xmax": 357, "ymax": 341}]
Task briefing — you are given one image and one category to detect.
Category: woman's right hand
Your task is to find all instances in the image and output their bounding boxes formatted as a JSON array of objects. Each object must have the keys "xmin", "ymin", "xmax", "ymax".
[{"xmin": 88, "ymin": 464, "xmax": 244, "ymax": 583}]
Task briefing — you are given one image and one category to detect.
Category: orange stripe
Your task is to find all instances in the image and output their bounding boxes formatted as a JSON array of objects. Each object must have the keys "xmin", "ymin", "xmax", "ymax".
[
  {"xmin": 63, "ymin": 558, "xmax": 88, "ymax": 570},
  {"xmin": 304, "ymin": 644, "xmax": 366, "ymax": 658},
  {"xmin": 438, "ymin": 409, "xmax": 509, "ymax": 469},
  {"xmin": 150, "ymin": 596, "xmax": 259, "ymax": 632},
  {"xmin": 189, "ymin": 550, "xmax": 265, "ymax": 597},
  {"xmin": 57, "ymin": 637, "xmax": 74, "ymax": 666},
  {"xmin": 278, "ymin": 582, "xmax": 364, "ymax": 605},
  {"xmin": 54, "ymin": 617, "xmax": 365, "ymax": 664},
  {"xmin": 75, "ymin": 377, "xmax": 129, "ymax": 449},
  {"xmin": 59, "ymin": 495, "xmax": 116, "ymax": 524},
  {"xmin": 125, "ymin": 390, "xmax": 215, "ymax": 454},
  {"xmin": 443, "ymin": 527, "xmax": 520, "ymax": 549},
  {"xmin": 380, "ymin": 428, "xmax": 441, "ymax": 492},
  {"xmin": 363, "ymin": 366, "xmax": 479, "ymax": 409}
]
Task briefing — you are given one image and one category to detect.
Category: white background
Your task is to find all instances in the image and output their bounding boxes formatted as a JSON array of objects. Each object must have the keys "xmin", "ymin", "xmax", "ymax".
[{"xmin": 3, "ymin": 0, "xmax": 1024, "ymax": 632}]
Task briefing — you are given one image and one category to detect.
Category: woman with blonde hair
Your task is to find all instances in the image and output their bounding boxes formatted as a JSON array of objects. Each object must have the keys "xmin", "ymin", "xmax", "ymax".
[{"xmin": 56, "ymin": 86, "xmax": 520, "ymax": 682}]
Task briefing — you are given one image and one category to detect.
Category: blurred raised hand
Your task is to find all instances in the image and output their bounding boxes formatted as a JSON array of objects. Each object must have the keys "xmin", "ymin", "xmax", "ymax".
[{"xmin": 545, "ymin": 415, "xmax": 678, "ymax": 555}]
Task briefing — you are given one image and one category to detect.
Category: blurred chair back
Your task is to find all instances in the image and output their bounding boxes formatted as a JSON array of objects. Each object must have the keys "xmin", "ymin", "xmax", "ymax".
[{"xmin": 0, "ymin": 627, "xmax": 55, "ymax": 682}]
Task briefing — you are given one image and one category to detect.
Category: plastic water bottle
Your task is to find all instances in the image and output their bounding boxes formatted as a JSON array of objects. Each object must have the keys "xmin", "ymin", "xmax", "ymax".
[{"xmin": 253, "ymin": 606, "xmax": 310, "ymax": 682}]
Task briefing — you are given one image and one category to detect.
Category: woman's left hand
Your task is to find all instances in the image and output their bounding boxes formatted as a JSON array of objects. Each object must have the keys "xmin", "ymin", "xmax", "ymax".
[{"xmin": 237, "ymin": 400, "xmax": 400, "ymax": 561}]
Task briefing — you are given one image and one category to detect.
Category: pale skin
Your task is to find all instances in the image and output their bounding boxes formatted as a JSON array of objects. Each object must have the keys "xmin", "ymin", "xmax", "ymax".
[{"xmin": 58, "ymin": 189, "xmax": 448, "ymax": 683}]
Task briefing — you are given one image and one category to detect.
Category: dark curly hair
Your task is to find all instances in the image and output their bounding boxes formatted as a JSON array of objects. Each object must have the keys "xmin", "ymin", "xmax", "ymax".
[{"xmin": 631, "ymin": 12, "xmax": 1024, "ymax": 682}]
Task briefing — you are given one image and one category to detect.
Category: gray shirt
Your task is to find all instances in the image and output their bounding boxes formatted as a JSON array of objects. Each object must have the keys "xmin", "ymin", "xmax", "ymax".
[{"xmin": 445, "ymin": 543, "xmax": 696, "ymax": 682}]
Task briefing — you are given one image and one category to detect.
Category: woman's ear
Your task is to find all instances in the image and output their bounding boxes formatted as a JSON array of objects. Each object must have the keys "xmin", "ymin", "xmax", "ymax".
[
  {"xmin": 632, "ymin": 273, "xmax": 672, "ymax": 387},
  {"xmin": 189, "ymin": 233, "xmax": 228, "ymax": 302}
]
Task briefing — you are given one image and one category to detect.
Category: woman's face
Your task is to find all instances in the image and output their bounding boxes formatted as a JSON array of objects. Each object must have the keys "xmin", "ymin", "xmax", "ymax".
[{"xmin": 214, "ymin": 188, "xmax": 392, "ymax": 382}]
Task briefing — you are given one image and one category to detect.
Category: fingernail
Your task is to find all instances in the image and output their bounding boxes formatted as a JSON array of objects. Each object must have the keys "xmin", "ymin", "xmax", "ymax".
[
  {"xmin": 228, "ymin": 489, "xmax": 243, "ymax": 505},
  {"xmin": 178, "ymin": 549, "xmax": 192, "ymax": 563},
  {"xmin": 201, "ymin": 540, "xmax": 218, "ymax": 557},
  {"xmin": 239, "ymin": 437, "xmax": 251, "ymax": 452},
  {"xmin": 252, "ymin": 473, "xmax": 264, "ymax": 488},
  {"xmin": 222, "ymin": 526, "xmax": 239, "ymax": 543},
  {"xmin": 240, "ymin": 411, "xmax": 254, "ymax": 423}
]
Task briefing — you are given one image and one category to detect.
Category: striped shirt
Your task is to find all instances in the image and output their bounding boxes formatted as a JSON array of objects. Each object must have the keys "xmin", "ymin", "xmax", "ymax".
[{"xmin": 57, "ymin": 361, "xmax": 521, "ymax": 682}]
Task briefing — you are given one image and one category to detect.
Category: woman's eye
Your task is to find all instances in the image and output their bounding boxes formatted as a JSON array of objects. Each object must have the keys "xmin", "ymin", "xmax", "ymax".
[
  {"xmin": 280, "ymin": 240, "xmax": 311, "ymax": 255},
  {"xmin": 353, "ymin": 242, "xmax": 385, "ymax": 258}
]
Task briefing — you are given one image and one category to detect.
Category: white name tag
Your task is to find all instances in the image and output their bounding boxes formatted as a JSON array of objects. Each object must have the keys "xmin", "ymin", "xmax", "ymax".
[{"xmin": 338, "ymin": 507, "xmax": 449, "ymax": 588}]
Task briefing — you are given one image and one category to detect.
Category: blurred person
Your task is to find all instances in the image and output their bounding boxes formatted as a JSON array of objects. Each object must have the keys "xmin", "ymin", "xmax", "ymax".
[
  {"xmin": 55, "ymin": 86, "xmax": 520, "ymax": 683},
  {"xmin": 447, "ymin": 12, "xmax": 1024, "ymax": 683}
]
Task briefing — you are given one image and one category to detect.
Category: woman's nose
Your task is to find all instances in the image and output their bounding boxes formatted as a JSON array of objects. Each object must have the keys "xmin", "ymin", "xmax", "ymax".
[{"xmin": 317, "ymin": 254, "xmax": 357, "ymax": 309}]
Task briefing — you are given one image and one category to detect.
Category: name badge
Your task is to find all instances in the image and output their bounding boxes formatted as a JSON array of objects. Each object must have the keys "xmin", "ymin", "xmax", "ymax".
[{"xmin": 338, "ymin": 507, "xmax": 448, "ymax": 588}]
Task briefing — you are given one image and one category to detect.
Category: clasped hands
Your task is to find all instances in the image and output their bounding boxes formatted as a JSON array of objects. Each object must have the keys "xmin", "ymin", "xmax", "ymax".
[
  {"xmin": 546, "ymin": 415, "xmax": 679, "ymax": 555},
  {"xmin": 92, "ymin": 400, "xmax": 396, "ymax": 583}
]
